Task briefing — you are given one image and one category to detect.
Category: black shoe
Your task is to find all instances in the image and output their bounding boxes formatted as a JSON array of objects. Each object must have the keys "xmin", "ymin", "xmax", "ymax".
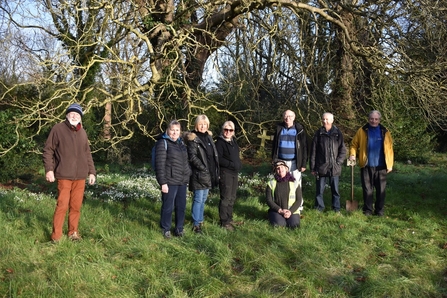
[
  {"xmin": 175, "ymin": 230, "xmax": 184, "ymax": 237},
  {"xmin": 363, "ymin": 211, "xmax": 372, "ymax": 216},
  {"xmin": 193, "ymin": 226, "xmax": 202, "ymax": 234},
  {"xmin": 163, "ymin": 230, "xmax": 171, "ymax": 239}
]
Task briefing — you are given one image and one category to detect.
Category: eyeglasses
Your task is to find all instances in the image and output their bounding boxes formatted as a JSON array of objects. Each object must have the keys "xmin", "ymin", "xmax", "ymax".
[{"xmin": 224, "ymin": 128, "xmax": 234, "ymax": 132}]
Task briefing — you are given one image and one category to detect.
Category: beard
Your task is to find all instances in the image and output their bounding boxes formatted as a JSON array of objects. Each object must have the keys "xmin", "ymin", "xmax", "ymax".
[{"xmin": 67, "ymin": 118, "xmax": 80, "ymax": 126}]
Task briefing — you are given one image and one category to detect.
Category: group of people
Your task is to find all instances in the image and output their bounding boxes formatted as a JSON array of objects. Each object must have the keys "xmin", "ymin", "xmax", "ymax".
[
  {"xmin": 153, "ymin": 115, "xmax": 241, "ymax": 238},
  {"xmin": 42, "ymin": 103, "xmax": 393, "ymax": 242},
  {"xmin": 266, "ymin": 109, "xmax": 394, "ymax": 229}
]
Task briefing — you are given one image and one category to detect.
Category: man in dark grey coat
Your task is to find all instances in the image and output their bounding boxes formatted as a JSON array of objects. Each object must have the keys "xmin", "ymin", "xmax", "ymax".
[{"xmin": 310, "ymin": 113, "xmax": 346, "ymax": 213}]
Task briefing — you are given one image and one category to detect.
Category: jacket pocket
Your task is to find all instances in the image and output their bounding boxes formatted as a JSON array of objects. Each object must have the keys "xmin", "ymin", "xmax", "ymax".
[{"xmin": 196, "ymin": 170, "xmax": 210, "ymax": 186}]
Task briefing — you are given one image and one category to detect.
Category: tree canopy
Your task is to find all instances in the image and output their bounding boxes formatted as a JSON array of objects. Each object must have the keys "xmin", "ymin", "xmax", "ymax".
[{"xmin": 0, "ymin": 0, "xmax": 446, "ymax": 168}]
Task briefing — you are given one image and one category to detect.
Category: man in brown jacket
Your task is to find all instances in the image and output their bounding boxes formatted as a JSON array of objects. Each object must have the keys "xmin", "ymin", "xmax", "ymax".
[{"xmin": 43, "ymin": 103, "xmax": 96, "ymax": 242}]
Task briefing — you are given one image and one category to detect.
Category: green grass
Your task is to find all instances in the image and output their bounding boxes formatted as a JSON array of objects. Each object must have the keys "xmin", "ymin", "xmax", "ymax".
[{"xmin": 1, "ymin": 156, "xmax": 447, "ymax": 297}]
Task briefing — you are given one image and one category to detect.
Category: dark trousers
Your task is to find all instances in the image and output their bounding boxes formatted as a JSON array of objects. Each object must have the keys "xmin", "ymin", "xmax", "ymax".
[
  {"xmin": 360, "ymin": 166, "xmax": 387, "ymax": 215},
  {"xmin": 160, "ymin": 184, "xmax": 187, "ymax": 233},
  {"xmin": 314, "ymin": 175, "xmax": 340, "ymax": 212},
  {"xmin": 268, "ymin": 210, "xmax": 300, "ymax": 229},
  {"xmin": 218, "ymin": 170, "xmax": 238, "ymax": 225}
]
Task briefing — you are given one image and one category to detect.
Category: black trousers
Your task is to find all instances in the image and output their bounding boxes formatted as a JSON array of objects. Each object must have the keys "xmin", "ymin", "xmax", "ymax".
[
  {"xmin": 218, "ymin": 170, "xmax": 238, "ymax": 225},
  {"xmin": 268, "ymin": 210, "xmax": 300, "ymax": 229},
  {"xmin": 360, "ymin": 166, "xmax": 387, "ymax": 215}
]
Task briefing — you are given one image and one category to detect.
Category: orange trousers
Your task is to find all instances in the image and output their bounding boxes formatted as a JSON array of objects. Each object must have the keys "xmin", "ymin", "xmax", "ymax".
[{"xmin": 51, "ymin": 179, "xmax": 86, "ymax": 241}]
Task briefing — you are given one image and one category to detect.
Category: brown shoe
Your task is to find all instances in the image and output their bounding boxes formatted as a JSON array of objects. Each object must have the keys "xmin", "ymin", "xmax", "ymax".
[
  {"xmin": 230, "ymin": 221, "xmax": 244, "ymax": 226},
  {"xmin": 69, "ymin": 232, "xmax": 82, "ymax": 241},
  {"xmin": 222, "ymin": 224, "xmax": 235, "ymax": 231},
  {"xmin": 193, "ymin": 225, "xmax": 202, "ymax": 234}
]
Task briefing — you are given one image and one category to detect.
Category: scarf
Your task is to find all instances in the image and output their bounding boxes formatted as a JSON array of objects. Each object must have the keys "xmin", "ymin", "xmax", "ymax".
[{"xmin": 274, "ymin": 171, "xmax": 295, "ymax": 183}]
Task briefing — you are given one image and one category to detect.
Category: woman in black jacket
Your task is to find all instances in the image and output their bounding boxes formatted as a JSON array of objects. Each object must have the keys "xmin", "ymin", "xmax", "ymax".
[
  {"xmin": 215, "ymin": 121, "xmax": 242, "ymax": 231},
  {"xmin": 155, "ymin": 120, "xmax": 191, "ymax": 238},
  {"xmin": 185, "ymin": 115, "xmax": 219, "ymax": 233}
]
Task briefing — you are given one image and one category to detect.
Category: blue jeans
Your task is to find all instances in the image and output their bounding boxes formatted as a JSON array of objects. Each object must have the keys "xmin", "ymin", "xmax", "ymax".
[
  {"xmin": 160, "ymin": 185, "xmax": 187, "ymax": 233},
  {"xmin": 191, "ymin": 189, "xmax": 209, "ymax": 226},
  {"xmin": 314, "ymin": 176, "xmax": 340, "ymax": 212}
]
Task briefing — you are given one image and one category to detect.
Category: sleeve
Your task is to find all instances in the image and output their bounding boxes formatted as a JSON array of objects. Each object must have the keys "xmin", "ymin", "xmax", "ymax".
[
  {"xmin": 233, "ymin": 140, "xmax": 242, "ymax": 172},
  {"xmin": 155, "ymin": 140, "xmax": 168, "ymax": 185},
  {"xmin": 42, "ymin": 127, "xmax": 57, "ymax": 172},
  {"xmin": 309, "ymin": 132, "xmax": 318, "ymax": 171},
  {"xmin": 86, "ymin": 141, "xmax": 96, "ymax": 176},
  {"xmin": 183, "ymin": 143, "xmax": 192, "ymax": 178},
  {"xmin": 271, "ymin": 127, "xmax": 278, "ymax": 160},
  {"xmin": 385, "ymin": 131, "xmax": 394, "ymax": 170},
  {"xmin": 289, "ymin": 183, "xmax": 303, "ymax": 214},
  {"xmin": 266, "ymin": 182, "xmax": 281, "ymax": 211},
  {"xmin": 187, "ymin": 140, "xmax": 207, "ymax": 171},
  {"xmin": 336, "ymin": 131, "xmax": 347, "ymax": 164},
  {"xmin": 349, "ymin": 129, "xmax": 361, "ymax": 157},
  {"xmin": 216, "ymin": 139, "xmax": 232, "ymax": 170},
  {"xmin": 299, "ymin": 127, "xmax": 308, "ymax": 169}
]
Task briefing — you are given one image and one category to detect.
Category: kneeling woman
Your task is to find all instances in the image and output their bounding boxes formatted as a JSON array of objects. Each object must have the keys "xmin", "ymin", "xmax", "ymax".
[{"xmin": 266, "ymin": 160, "xmax": 302, "ymax": 229}]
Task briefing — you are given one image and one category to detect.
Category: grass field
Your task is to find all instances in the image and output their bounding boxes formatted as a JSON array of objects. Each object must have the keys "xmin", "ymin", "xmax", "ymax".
[{"xmin": 1, "ymin": 155, "xmax": 447, "ymax": 297}]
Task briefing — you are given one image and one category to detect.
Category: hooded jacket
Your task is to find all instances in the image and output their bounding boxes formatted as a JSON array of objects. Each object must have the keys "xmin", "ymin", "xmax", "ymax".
[
  {"xmin": 43, "ymin": 119, "xmax": 96, "ymax": 180},
  {"xmin": 185, "ymin": 130, "xmax": 219, "ymax": 191}
]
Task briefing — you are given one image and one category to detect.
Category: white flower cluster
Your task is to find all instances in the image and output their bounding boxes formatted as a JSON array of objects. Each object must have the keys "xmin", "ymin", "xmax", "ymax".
[
  {"xmin": 238, "ymin": 172, "xmax": 269, "ymax": 195},
  {"xmin": 0, "ymin": 169, "xmax": 274, "ymax": 204},
  {"xmin": 93, "ymin": 173, "xmax": 161, "ymax": 203}
]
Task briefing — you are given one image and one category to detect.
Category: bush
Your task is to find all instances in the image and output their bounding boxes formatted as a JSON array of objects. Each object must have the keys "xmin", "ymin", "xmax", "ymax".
[
  {"xmin": 387, "ymin": 106, "xmax": 435, "ymax": 163},
  {"xmin": 0, "ymin": 109, "xmax": 41, "ymax": 182}
]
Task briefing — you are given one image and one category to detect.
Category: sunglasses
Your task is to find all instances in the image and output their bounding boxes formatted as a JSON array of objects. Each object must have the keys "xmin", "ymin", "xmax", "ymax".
[{"xmin": 224, "ymin": 128, "xmax": 234, "ymax": 132}]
